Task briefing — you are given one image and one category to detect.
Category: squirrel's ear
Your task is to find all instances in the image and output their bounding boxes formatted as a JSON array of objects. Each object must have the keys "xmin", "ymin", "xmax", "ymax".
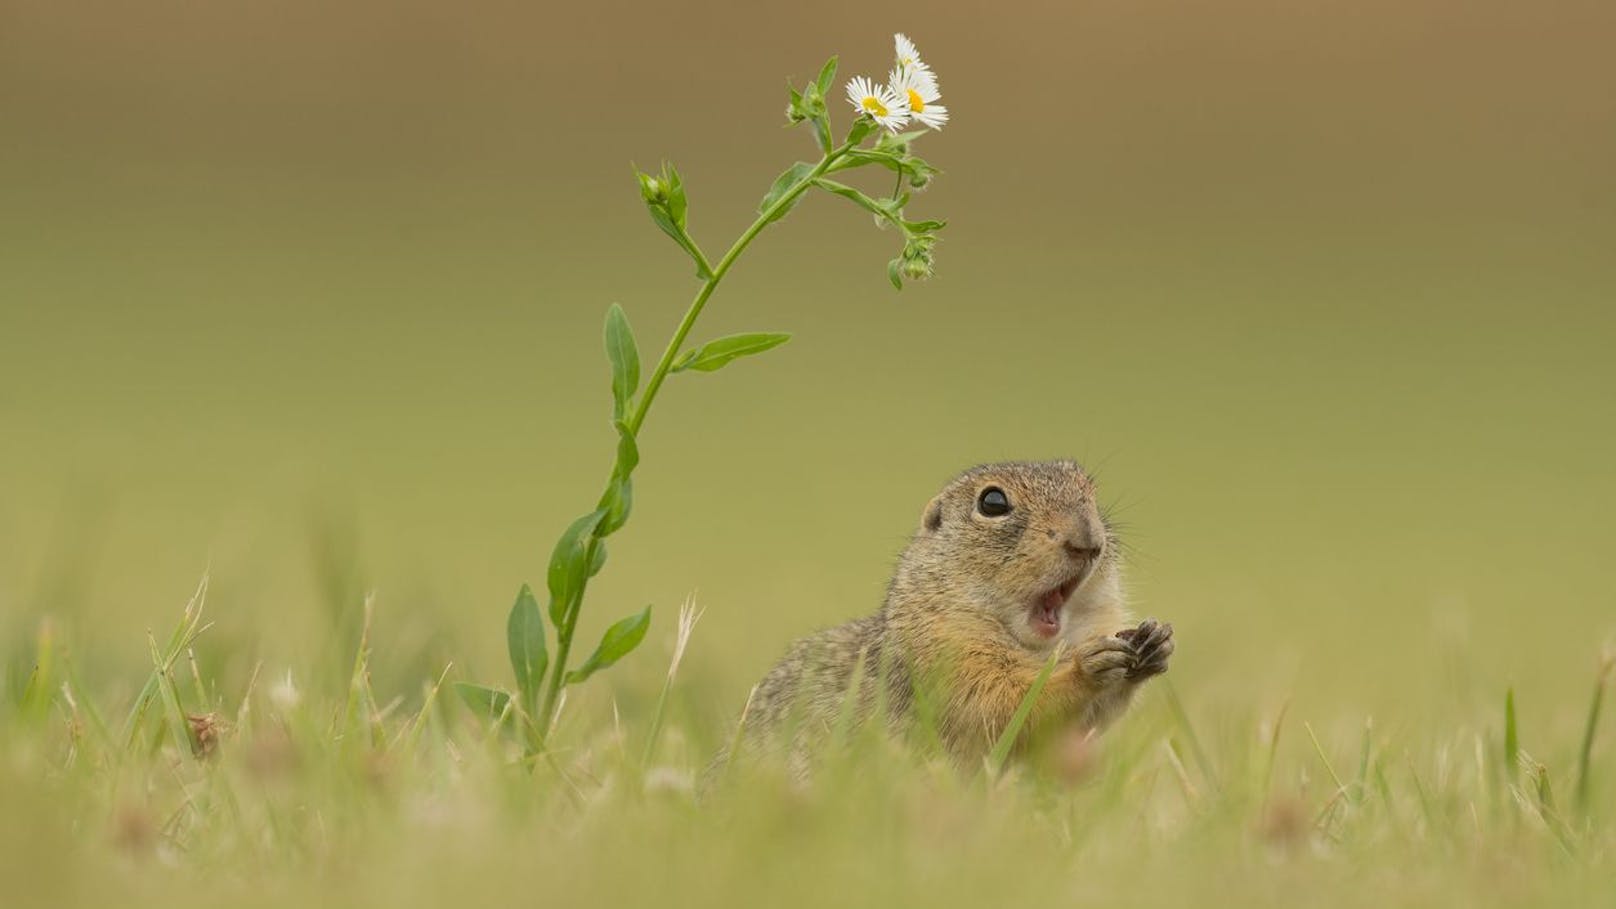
[{"xmin": 921, "ymin": 495, "xmax": 944, "ymax": 533}]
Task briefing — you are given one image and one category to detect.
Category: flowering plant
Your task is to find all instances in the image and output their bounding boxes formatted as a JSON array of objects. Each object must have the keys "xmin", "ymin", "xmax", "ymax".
[{"xmin": 458, "ymin": 35, "xmax": 951, "ymax": 756}]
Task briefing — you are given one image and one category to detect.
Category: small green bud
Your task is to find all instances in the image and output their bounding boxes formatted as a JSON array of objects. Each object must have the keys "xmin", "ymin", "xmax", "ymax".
[
  {"xmin": 898, "ymin": 234, "xmax": 936, "ymax": 282},
  {"xmin": 785, "ymin": 84, "xmax": 807, "ymax": 124},
  {"xmin": 801, "ymin": 84, "xmax": 826, "ymax": 119},
  {"xmin": 637, "ymin": 173, "xmax": 668, "ymax": 205}
]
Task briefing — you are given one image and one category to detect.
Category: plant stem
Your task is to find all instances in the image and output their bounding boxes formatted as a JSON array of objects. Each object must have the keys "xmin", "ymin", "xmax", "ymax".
[
  {"xmin": 532, "ymin": 141, "xmax": 855, "ymax": 744},
  {"xmin": 627, "ymin": 142, "xmax": 853, "ymax": 437}
]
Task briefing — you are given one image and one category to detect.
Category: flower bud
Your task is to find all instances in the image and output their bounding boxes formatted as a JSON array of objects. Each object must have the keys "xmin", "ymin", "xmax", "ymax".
[
  {"xmin": 637, "ymin": 171, "xmax": 671, "ymax": 206},
  {"xmin": 897, "ymin": 234, "xmax": 936, "ymax": 281},
  {"xmin": 803, "ymin": 97, "xmax": 825, "ymax": 120}
]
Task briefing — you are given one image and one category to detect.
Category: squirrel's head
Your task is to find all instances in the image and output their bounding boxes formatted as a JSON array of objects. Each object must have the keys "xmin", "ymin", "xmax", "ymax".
[{"xmin": 895, "ymin": 460, "xmax": 1121, "ymax": 652}]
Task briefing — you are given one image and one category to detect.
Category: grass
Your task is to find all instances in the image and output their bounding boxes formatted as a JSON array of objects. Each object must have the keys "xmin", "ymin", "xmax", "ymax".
[{"xmin": 3, "ymin": 580, "xmax": 1612, "ymax": 909}]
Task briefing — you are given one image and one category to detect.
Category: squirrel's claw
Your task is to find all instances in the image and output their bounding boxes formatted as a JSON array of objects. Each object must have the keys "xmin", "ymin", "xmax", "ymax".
[{"xmin": 1118, "ymin": 618, "xmax": 1174, "ymax": 680}]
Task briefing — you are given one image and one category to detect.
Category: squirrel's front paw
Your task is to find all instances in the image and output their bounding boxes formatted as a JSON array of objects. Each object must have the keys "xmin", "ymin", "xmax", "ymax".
[
  {"xmin": 1116, "ymin": 618, "xmax": 1174, "ymax": 681},
  {"xmin": 1075, "ymin": 636, "xmax": 1135, "ymax": 687}
]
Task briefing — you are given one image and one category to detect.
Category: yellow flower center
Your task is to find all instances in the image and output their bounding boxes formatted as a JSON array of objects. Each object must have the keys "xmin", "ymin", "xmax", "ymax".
[
  {"xmin": 906, "ymin": 88, "xmax": 925, "ymax": 113},
  {"xmin": 861, "ymin": 95, "xmax": 889, "ymax": 117}
]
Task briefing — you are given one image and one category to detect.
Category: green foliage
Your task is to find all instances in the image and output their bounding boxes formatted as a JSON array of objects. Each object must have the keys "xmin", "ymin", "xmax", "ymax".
[
  {"xmin": 758, "ymin": 162, "xmax": 817, "ymax": 224},
  {"xmin": 545, "ymin": 510, "xmax": 605, "ymax": 627},
  {"xmin": 565, "ymin": 605, "xmax": 652, "ymax": 685},
  {"xmin": 671, "ymin": 333, "xmax": 792, "ymax": 373},
  {"xmin": 506, "ymin": 584, "xmax": 547, "ymax": 717},
  {"xmin": 604, "ymin": 303, "xmax": 640, "ymax": 422},
  {"xmin": 453, "ymin": 681, "xmax": 512, "ymax": 723},
  {"xmin": 785, "ymin": 55, "xmax": 840, "ymax": 151},
  {"xmin": 120, "ymin": 575, "xmax": 210, "ymax": 751}
]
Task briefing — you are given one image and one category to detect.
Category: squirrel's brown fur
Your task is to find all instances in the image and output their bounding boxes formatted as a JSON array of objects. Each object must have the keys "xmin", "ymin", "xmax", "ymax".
[{"xmin": 730, "ymin": 460, "xmax": 1174, "ymax": 772}]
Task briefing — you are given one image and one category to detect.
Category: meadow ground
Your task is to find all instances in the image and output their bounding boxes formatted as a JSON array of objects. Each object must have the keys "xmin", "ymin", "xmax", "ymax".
[{"xmin": 1, "ymin": 571, "xmax": 1611, "ymax": 908}]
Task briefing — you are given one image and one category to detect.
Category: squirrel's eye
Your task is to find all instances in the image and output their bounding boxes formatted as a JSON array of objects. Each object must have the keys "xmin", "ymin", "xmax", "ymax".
[{"xmin": 977, "ymin": 487, "xmax": 1011, "ymax": 517}]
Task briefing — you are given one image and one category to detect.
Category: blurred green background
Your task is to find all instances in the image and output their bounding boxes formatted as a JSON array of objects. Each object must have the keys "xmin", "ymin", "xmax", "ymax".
[{"xmin": 2, "ymin": 0, "xmax": 1613, "ymax": 743}]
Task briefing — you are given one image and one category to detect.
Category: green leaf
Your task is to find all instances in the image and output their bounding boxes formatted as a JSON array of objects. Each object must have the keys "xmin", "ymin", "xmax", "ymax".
[
  {"xmin": 598, "ymin": 476, "xmax": 632, "ymax": 537},
  {"xmin": 665, "ymin": 163, "xmax": 688, "ymax": 231},
  {"xmin": 845, "ymin": 117, "xmax": 876, "ymax": 145},
  {"xmin": 589, "ymin": 540, "xmax": 608, "ymax": 577},
  {"xmin": 565, "ymin": 606, "xmax": 653, "ymax": 685},
  {"xmin": 840, "ymin": 148, "xmax": 903, "ymax": 171},
  {"xmin": 604, "ymin": 304, "xmax": 640, "ymax": 422},
  {"xmin": 670, "ymin": 333, "xmax": 792, "ymax": 373},
  {"xmin": 878, "ymin": 128, "xmax": 931, "ymax": 148},
  {"xmin": 836, "ymin": 148, "xmax": 938, "ymax": 190},
  {"xmin": 613, "ymin": 419, "xmax": 640, "ymax": 475},
  {"xmin": 547, "ymin": 510, "xmax": 606, "ymax": 625},
  {"xmin": 758, "ymin": 162, "xmax": 816, "ymax": 224},
  {"xmin": 811, "ymin": 117, "xmax": 832, "ymax": 155},
  {"xmin": 812, "ymin": 178, "xmax": 893, "ymax": 221},
  {"xmin": 596, "ymin": 419, "xmax": 639, "ymax": 537},
  {"xmin": 887, "ymin": 258, "xmax": 904, "ymax": 290},
  {"xmin": 815, "ymin": 56, "xmax": 839, "ymax": 97},
  {"xmin": 454, "ymin": 682, "xmax": 512, "ymax": 721},
  {"xmin": 902, "ymin": 218, "xmax": 947, "ymax": 234},
  {"xmin": 505, "ymin": 584, "xmax": 548, "ymax": 712}
]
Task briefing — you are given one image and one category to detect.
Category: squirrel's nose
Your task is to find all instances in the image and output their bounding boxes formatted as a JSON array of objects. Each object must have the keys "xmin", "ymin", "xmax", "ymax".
[{"xmin": 1064, "ymin": 541, "xmax": 1102, "ymax": 562}]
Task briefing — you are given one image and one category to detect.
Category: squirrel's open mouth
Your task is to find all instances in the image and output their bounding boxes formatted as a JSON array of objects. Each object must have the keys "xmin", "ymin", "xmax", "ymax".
[{"xmin": 1029, "ymin": 574, "xmax": 1084, "ymax": 639}]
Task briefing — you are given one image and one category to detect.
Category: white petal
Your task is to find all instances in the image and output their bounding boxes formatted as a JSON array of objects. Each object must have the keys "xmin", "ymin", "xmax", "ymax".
[
  {"xmin": 846, "ymin": 75, "xmax": 875, "ymax": 111},
  {"xmin": 913, "ymin": 105, "xmax": 948, "ymax": 129},
  {"xmin": 895, "ymin": 33, "xmax": 924, "ymax": 69}
]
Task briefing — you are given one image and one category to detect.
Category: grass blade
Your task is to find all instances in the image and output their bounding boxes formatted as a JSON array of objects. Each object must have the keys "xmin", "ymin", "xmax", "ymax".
[
  {"xmin": 120, "ymin": 576, "xmax": 210, "ymax": 751},
  {"xmin": 1503, "ymin": 687, "xmax": 1519, "ymax": 788},
  {"xmin": 397, "ymin": 662, "xmax": 453, "ymax": 756},
  {"xmin": 1304, "ymin": 721, "xmax": 1347, "ymax": 794},
  {"xmin": 147, "ymin": 631, "xmax": 196, "ymax": 761},
  {"xmin": 1163, "ymin": 678, "xmax": 1218, "ymax": 791},
  {"xmin": 1353, "ymin": 716, "xmax": 1374, "ymax": 805},
  {"xmin": 642, "ymin": 596, "xmax": 702, "ymax": 767},
  {"xmin": 986, "ymin": 643, "xmax": 1065, "ymax": 777},
  {"xmin": 1575, "ymin": 651, "xmax": 1611, "ymax": 816},
  {"xmin": 1260, "ymin": 700, "xmax": 1289, "ymax": 807}
]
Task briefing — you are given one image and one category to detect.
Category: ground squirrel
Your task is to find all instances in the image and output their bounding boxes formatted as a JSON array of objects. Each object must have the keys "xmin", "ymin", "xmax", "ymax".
[{"xmin": 733, "ymin": 460, "xmax": 1173, "ymax": 771}]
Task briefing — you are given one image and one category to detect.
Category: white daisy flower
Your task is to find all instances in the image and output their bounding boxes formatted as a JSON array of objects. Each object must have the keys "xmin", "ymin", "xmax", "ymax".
[
  {"xmin": 846, "ymin": 75, "xmax": 910, "ymax": 132},
  {"xmin": 894, "ymin": 33, "xmax": 932, "ymax": 77},
  {"xmin": 889, "ymin": 65, "xmax": 948, "ymax": 130}
]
